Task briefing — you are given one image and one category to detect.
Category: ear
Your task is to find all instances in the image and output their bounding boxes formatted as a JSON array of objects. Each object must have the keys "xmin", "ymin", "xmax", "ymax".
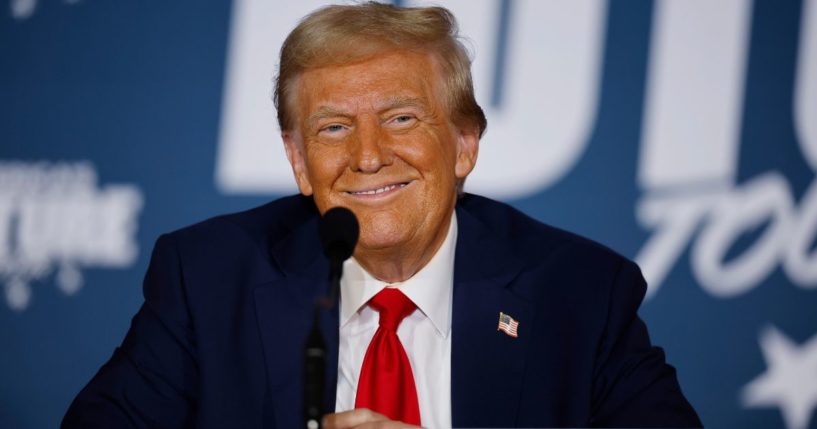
[
  {"xmin": 282, "ymin": 131, "xmax": 314, "ymax": 196},
  {"xmin": 454, "ymin": 124, "xmax": 480, "ymax": 180}
]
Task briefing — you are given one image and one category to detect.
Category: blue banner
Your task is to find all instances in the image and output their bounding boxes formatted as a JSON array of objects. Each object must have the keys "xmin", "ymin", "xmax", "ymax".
[{"xmin": 2, "ymin": 1, "xmax": 816, "ymax": 427}]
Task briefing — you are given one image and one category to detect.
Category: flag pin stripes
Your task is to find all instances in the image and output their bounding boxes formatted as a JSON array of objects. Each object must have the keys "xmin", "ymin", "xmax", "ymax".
[{"xmin": 497, "ymin": 312, "xmax": 519, "ymax": 338}]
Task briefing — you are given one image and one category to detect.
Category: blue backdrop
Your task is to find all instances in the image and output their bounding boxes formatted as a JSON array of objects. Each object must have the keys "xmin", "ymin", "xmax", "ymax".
[{"xmin": 2, "ymin": 1, "xmax": 816, "ymax": 428}]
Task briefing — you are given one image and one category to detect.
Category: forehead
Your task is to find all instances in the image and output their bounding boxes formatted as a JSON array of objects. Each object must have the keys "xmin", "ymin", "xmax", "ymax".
[{"xmin": 293, "ymin": 50, "xmax": 443, "ymax": 115}]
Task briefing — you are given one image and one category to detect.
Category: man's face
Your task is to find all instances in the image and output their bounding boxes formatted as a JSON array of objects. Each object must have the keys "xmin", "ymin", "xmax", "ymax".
[{"xmin": 283, "ymin": 50, "xmax": 479, "ymax": 262}]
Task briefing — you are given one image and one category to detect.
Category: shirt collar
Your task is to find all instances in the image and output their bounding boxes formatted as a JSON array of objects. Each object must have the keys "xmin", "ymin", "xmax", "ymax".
[{"xmin": 339, "ymin": 213, "xmax": 457, "ymax": 338}]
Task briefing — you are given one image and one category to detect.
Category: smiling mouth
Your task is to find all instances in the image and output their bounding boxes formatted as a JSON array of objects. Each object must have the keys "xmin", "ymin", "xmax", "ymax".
[{"xmin": 346, "ymin": 182, "xmax": 410, "ymax": 196}]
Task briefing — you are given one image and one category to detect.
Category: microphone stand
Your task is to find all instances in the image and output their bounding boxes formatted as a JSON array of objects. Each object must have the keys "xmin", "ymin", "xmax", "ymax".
[
  {"xmin": 303, "ymin": 259, "xmax": 342, "ymax": 429},
  {"xmin": 304, "ymin": 206, "xmax": 358, "ymax": 429}
]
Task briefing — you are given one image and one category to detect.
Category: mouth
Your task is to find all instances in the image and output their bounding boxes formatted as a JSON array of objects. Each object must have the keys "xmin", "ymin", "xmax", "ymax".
[{"xmin": 345, "ymin": 181, "xmax": 411, "ymax": 198}]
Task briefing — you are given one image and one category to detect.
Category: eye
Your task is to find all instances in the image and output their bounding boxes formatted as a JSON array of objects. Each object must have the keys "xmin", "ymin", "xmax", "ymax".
[
  {"xmin": 389, "ymin": 114, "xmax": 417, "ymax": 128},
  {"xmin": 320, "ymin": 124, "xmax": 347, "ymax": 134}
]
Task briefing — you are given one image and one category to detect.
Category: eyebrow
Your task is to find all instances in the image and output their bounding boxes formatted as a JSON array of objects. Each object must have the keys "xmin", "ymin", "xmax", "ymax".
[
  {"xmin": 379, "ymin": 96, "xmax": 429, "ymax": 112},
  {"xmin": 306, "ymin": 106, "xmax": 350, "ymax": 129},
  {"xmin": 306, "ymin": 96, "xmax": 430, "ymax": 129}
]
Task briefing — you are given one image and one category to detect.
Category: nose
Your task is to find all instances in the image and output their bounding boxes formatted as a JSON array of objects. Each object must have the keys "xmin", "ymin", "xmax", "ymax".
[{"xmin": 348, "ymin": 117, "xmax": 393, "ymax": 173}]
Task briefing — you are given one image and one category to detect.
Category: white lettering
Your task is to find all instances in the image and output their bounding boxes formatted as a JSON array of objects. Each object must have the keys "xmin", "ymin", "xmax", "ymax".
[
  {"xmin": 6, "ymin": 278, "xmax": 30, "ymax": 311},
  {"xmin": 9, "ymin": 0, "xmax": 83, "ymax": 20},
  {"xmin": 795, "ymin": 0, "xmax": 817, "ymax": 171},
  {"xmin": 639, "ymin": 0, "xmax": 753, "ymax": 190},
  {"xmin": 637, "ymin": 0, "xmax": 817, "ymax": 299},
  {"xmin": 0, "ymin": 200, "xmax": 13, "ymax": 260},
  {"xmin": 448, "ymin": 0, "xmax": 607, "ymax": 197},
  {"xmin": 639, "ymin": 175, "xmax": 817, "ymax": 299},
  {"xmin": 10, "ymin": 0, "xmax": 36, "ymax": 19},
  {"xmin": 692, "ymin": 173, "xmax": 794, "ymax": 297},
  {"xmin": 635, "ymin": 191, "xmax": 717, "ymax": 298},
  {"xmin": 0, "ymin": 161, "xmax": 143, "ymax": 311},
  {"xmin": 784, "ymin": 178, "xmax": 817, "ymax": 287}
]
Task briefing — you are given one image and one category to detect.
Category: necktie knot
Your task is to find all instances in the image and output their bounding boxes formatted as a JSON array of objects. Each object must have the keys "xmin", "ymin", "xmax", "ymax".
[{"xmin": 369, "ymin": 288, "xmax": 415, "ymax": 331}]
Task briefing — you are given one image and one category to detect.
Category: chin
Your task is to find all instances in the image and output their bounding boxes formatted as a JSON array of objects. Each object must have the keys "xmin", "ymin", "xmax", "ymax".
[
  {"xmin": 356, "ymin": 216, "xmax": 412, "ymax": 252},
  {"xmin": 358, "ymin": 229, "xmax": 408, "ymax": 252}
]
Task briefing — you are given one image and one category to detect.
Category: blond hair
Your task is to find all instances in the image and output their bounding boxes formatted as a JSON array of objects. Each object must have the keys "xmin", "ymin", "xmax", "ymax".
[{"xmin": 274, "ymin": 1, "xmax": 487, "ymax": 137}]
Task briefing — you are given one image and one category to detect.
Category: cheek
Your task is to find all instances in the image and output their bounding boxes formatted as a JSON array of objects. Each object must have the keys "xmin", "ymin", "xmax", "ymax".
[
  {"xmin": 422, "ymin": 146, "xmax": 459, "ymax": 189},
  {"xmin": 306, "ymin": 145, "xmax": 346, "ymax": 177},
  {"xmin": 304, "ymin": 147, "xmax": 348, "ymax": 203},
  {"xmin": 397, "ymin": 133, "xmax": 457, "ymax": 176}
]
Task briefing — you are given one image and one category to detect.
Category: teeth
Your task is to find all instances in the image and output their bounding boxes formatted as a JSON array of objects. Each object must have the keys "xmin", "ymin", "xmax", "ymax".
[{"xmin": 351, "ymin": 183, "xmax": 406, "ymax": 195}]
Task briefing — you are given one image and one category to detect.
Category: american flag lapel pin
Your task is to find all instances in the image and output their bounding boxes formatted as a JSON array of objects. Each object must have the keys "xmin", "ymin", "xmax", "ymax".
[{"xmin": 497, "ymin": 312, "xmax": 519, "ymax": 338}]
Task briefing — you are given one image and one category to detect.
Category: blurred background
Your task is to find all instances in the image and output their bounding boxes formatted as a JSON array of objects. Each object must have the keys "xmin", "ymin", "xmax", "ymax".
[{"xmin": 2, "ymin": 0, "xmax": 816, "ymax": 427}]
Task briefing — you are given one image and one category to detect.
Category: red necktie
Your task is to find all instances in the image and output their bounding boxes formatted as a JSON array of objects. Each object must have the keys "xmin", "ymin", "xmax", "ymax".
[{"xmin": 355, "ymin": 288, "xmax": 421, "ymax": 426}]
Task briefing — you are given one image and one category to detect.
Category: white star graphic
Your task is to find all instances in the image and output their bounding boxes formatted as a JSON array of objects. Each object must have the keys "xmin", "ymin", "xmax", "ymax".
[{"xmin": 742, "ymin": 325, "xmax": 817, "ymax": 429}]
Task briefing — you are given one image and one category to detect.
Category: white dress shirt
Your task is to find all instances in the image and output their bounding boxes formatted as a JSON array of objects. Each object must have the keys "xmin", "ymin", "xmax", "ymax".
[{"xmin": 335, "ymin": 214, "xmax": 457, "ymax": 429}]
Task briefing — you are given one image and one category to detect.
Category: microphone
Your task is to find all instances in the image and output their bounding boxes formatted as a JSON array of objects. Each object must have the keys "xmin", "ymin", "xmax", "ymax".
[
  {"xmin": 304, "ymin": 207, "xmax": 359, "ymax": 429},
  {"xmin": 320, "ymin": 206, "xmax": 359, "ymax": 262},
  {"xmin": 319, "ymin": 206, "xmax": 359, "ymax": 304}
]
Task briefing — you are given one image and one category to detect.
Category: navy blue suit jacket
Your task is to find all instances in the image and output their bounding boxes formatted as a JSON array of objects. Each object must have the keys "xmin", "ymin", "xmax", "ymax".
[{"xmin": 63, "ymin": 194, "xmax": 701, "ymax": 428}]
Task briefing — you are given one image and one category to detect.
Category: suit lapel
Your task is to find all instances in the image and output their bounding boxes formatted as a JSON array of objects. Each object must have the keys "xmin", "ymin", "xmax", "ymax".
[
  {"xmin": 451, "ymin": 204, "xmax": 532, "ymax": 428},
  {"xmin": 253, "ymin": 214, "xmax": 340, "ymax": 429}
]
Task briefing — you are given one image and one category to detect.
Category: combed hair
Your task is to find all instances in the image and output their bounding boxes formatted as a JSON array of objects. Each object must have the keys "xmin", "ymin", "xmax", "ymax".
[{"xmin": 274, "ymin": 1, "xmax": 487, "ymax": 138}]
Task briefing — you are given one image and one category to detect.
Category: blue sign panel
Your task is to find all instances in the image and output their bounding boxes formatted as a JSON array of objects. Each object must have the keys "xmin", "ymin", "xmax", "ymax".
[{"xmin": 2, "ymin": 1, "xmax": 816, "ymax": 427}]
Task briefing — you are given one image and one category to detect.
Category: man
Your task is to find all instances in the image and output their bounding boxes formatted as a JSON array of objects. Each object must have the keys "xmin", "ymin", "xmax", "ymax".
[{"xmin": 64, "ymin": 3, "xmax": 702, "ymax": 428}]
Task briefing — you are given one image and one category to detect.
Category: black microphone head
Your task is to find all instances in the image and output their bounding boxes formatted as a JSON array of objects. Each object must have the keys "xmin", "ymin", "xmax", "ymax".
[{"xmin": 319, "ymin": 206, "xmax": 359, "ymax": 263}]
